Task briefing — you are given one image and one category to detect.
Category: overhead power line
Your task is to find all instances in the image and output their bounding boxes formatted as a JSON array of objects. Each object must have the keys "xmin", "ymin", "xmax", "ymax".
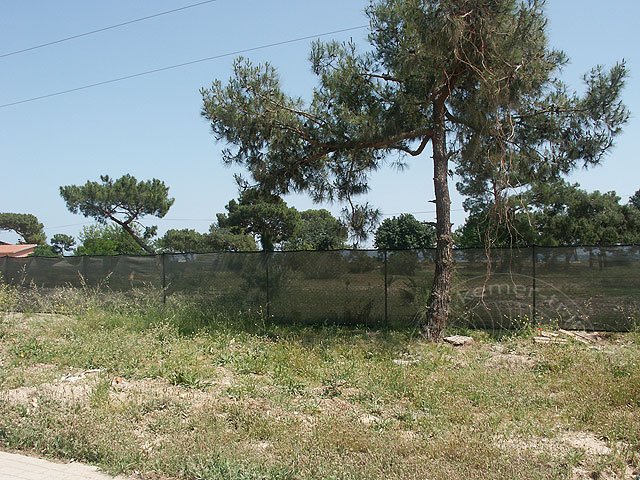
[
  {"xmin": 0, "ymin": 0, "xmax": 220, "ymax": 59},
  {"xmin": 380, "ymin": 208, "xmax": 466, "ymax": 217},
  {"xmin": 47, "ymin": 221, "xmax": 96, "ymax": 229},
  {"xmin": 0, "ymin": 25, "xmax": 367, "ymax": 109},
  {"xmin": 43, "ymin": 208, "xmax": 465, "ymax": 234},
  {"xmin": 156, "ymin": 208, "xmax": 468, "ymax": 222}
]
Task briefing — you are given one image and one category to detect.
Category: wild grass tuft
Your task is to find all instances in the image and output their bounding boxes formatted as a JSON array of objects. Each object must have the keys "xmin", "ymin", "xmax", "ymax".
[{"xmin": 0, "ymin": 285, "xmax": 638, "ymax": 479}]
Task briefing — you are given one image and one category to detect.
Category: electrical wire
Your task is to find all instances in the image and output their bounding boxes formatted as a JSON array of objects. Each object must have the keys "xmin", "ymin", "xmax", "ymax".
[
  {"xmin": 380, "ymin": 208, "xmax": 466, "ymax": 217},
  {"xmin": 46, "ymin": 208, "xmax": 464, "ymax": 229},
  {"xmin": 46, "ymin": 221, "xmax": 96, "ymax": 229},
  {"xmin": 0, "ymin": 25, "xmax": 367, "ymax": 109},
  {"xmin": 0, "ymin": 0, "xmax": 220, "ymax": 59},
  {"xmin": 156, "ymin": 208, "xmax": 468, "ymax": 222}
]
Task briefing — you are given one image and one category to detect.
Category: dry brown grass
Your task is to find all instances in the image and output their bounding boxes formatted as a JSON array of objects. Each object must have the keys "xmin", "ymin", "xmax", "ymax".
[{"xmin": 0, "ymin": 308, "xmax": 639, "ymax": 480}]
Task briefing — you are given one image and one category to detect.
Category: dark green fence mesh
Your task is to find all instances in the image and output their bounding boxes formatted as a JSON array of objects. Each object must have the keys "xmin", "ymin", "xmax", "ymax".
[
  {"xmin": 1, "ymin": 246, "xmax": 638, "ymax": 330},
  {"xmin": 164, "ymin": 252, "xmax": 267, "ymax": 311},
  {"xmin": 535, "ymin": 246, "xmax": 640, "ymax": 331},
  {"xmin": 0, "ymin": 255, "xmax": 163, "ymax": 290},
  {"xmin": 268, "ymin": 250, "xmax": 386, "ymax": 326},
  {"xmin": 386, "ymin": 249, "xmax": 434, "ymax": 325},
  {"xmin": 450, "ymin": 248, "xmax": 535, "ymax": 330}
]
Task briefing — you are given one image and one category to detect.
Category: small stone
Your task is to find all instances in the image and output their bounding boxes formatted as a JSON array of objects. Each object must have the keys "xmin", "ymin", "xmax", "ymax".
[
  {"xmin": 112, "ymin": 376, "xmax": 126, "ymax": 387},
  {"xmin": 359, "ymin": 413, "xmax": 381, "ymax": 426},
  {"xmin": 392, "ymin": 358, "xmax": 420, "ymax": 366},
  {"xmin": 533, "ymin": 336, "xmax": 568, "ymax": 344},
  {"xmin": 444, "ymin": 335, "xmax": 474, "ymax": 347},
  {"xmin": 539, "ymin": 331, "xmax": 559, "ymax": 338}
]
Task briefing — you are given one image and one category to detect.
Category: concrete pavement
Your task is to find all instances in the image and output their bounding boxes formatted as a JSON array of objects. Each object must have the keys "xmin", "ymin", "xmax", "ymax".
[{"xmin": 0, "ymin": 451, "xmax": 130, "ymax": 480}]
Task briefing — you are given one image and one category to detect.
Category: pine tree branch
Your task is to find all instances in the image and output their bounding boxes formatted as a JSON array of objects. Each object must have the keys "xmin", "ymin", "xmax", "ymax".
[
  {"xmin": 360, "ymin": 72, "xmax": 404, "ymax": 83},
  {"xmin": 296, "ymin": 128, "xmax": 434, "ymax": 165}
]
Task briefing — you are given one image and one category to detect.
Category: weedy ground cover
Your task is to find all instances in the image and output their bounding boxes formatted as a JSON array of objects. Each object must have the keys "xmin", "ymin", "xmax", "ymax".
[{"xmin": 0, "ymin": 284, "xmax": 638, "ymax": 479}]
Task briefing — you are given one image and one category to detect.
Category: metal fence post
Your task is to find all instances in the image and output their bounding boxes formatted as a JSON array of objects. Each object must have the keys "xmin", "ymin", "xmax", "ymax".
[
  {"xmin": 80, "ymin": 255, "xmax": 88, "ymax": 287},
  {"xmin": 0, "ymin": 256, "xmax": 7, "ymax": 283},
  {"xmin": 532, "ymin": 244, "xmax": 537, "ymax": 322},
  {"xmin": 161, "ymin": 253, "xmax": 167, "ymax": 305},
  {"xmin": 265, "ymin": 252, "xmax": 271, "ymax": 318},
  {"xmin": 26, "ymin": 256, "xmax": 34, "ymax": 286},
  {"xmin": 384, "ymin": 249, "xmax": 389, "ymax": 324}
]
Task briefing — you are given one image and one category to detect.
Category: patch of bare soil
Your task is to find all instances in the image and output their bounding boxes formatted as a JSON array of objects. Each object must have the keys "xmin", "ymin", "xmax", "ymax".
[
  {"xmin": 308, "ymin": 383, "xmax": 361, "ymax": 401},
  {"xmin": 501, "ymin": 431, "xmax": 638, "ymax": 479},
  {"xmin": 2, "ymin": 368, "xmax": 103, "ymax": 405},
  {"xmin": 485, "ymin": 352, "xmax": 537, "ymax": 369},
  {"xmin": 240, "ymin": 439, "xmax": 272, "ymax": 456},
  {"xmin": 571, "ymin": 464, "xmax": 637, "ymax": 480},
  {"xmin": 2, "ymin": 365, "xmax": 237, "ymax": 411},
  {"xmin": 1, "ymin": 312, "xmax": 73, "ymax": 331},
  {"xmin": 21, "ymin": 362, "xmax": 59, "ymax": 377},
  {"xmin": 561, "ymin": 431, "xmax": 614, "ymax": 456},
  {"xmin": 563, "ymin": 432, "xmax": 638, "ymax": 480},
  {"xmin": 315, "ymin": 397, "xmax": 357, "ymax": 416},
  {"xmin": 110, "ymin": 377, "xmax": 206, "ymax": 404},
  {"xmin": 109, "ymin": 367, "xmax": 237, "ymax": 408}
]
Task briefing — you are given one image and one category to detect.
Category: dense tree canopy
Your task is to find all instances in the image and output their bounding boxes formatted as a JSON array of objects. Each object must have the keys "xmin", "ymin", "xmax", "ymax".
[
  {"xmin": 50, "ymin": 234, "xmax": 76, "ymax": 255},
  {"xmin": 156, "ymin": 229, "xmax": 208, "ymax": 253},
  {"xmin": 217, "ymin": 189, "xmax": 299, "ymax": 251},
  {"xmin": 374, "ymin": 214, "xmax": 436, "ymax": 250},
  {"xmin": 630, "ymin": 190, "xmax": 640, "ymax": 210},
  {"xmin": 60, "ymin": 175, "xmax": 174, "ymax": 254},
  {"xmin": 157, "ymin": 227, "xmax": 257, "ymax": 253},
  {"xmin": 454, "ymin": 206, "xmax": 534, "ymax": 249},
  {"xmin": 456, "ymin": 182, "xmax": 640, "ymax": 247},
  {"xmin": 31, "ymin": 234, "xmax": 77, "ymax": 257},
  {"xmin": 160, "ymin": 206, "xmax": 346, "ymax": 253},
  {"xmin": 284, "ymin": 209, "xmax": 348, "ymax": 250},
  {"xmin": 207, "ymin": 226, "xmax": 258, "ymax": 252},
  {"xmin": 0, "ymin": 213, "xmax": 46, "ymax": 245},
  {"xmin": 75, "ymin": 224, "xmax": 147, "ymax": 256},
  {"xmin": 201, "ymin": 0, "xmax": 628, "ymax": 339},
  {"xmin": 31, "ymin": 245, "xmax": 59, "ymax": 257}
]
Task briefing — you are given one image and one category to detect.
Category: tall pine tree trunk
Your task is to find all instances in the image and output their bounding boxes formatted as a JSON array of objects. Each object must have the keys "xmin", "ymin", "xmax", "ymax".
[
  {"xmin": 119, "ymin": 221, "xmax": 155, "ymax": 255},
  {"xmin": 422, "ymin": 101, "xmax": 454, "ymax": 341}
]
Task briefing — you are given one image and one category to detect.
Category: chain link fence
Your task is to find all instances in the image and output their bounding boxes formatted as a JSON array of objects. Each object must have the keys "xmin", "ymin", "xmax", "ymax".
[{"xmin": 1, "ymin": 245, "xmax": 639, "ymax": 331}]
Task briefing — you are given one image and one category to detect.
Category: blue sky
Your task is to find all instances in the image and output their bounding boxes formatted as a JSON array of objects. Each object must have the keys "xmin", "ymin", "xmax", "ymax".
[{"xmin": 1, "ymin": 0, "xmax": 638, "ymax": 245}]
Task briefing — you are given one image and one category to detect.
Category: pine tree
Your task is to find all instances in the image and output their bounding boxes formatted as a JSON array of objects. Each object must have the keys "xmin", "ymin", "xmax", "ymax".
[{"xmin": 201, "ymin": 0, "xmax": 628, "ymax": 339}]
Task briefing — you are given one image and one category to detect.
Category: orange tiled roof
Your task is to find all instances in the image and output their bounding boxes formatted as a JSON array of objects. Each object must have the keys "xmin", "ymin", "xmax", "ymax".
[{"xmin": 0, "ymin": 244, "xmax": 38, "ymax": 257}]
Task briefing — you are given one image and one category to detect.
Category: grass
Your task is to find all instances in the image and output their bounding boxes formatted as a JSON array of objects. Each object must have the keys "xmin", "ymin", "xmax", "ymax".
[{"xmin": 0, "ymin": 285, "xmax": 639, "ymax": 479}]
